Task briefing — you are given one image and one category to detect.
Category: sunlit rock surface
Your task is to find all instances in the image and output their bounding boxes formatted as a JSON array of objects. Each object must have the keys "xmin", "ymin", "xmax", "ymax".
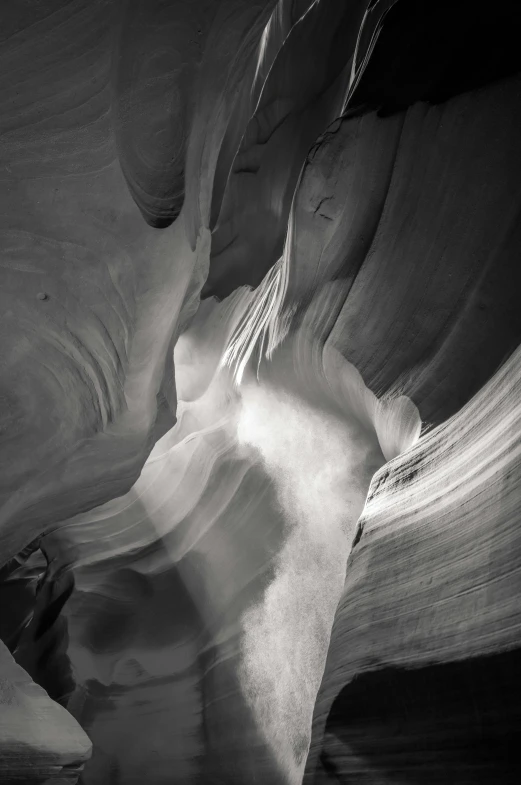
[
  {"xmin": 306, "ymin": 344, "xmax": 521, "ymax": 784},
  {"xmin": 0, "ymin": 638, "xmax": 91, "ymax": 783},
  {"xmin": 1, "ymin": 0, "xmax": 521, "ymax": 783},
  {"xmin": 273, "ymin": 76, "xmax": 521, "ymax": 427},
  {"xmin": 28, "ymin": 292, "xmax": 418, "ymax": 783}
]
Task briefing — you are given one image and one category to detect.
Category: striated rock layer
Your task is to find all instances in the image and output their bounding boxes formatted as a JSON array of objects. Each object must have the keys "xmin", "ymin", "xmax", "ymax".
[
  {"xmin": 0, "ymin": 0, "xmax": 277, "ymax": 562},
  {"xmin": 1, "ymin": 0, "xmax": 521, "ymax": 783},
  {"xmin": 305, "ymin": 343, "xmax": 521, "ymax": 784}
]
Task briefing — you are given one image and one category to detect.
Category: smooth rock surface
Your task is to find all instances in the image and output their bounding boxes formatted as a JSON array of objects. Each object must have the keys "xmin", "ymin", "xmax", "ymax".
[
  {"xmin": 24, "ymin": 292, "xmax": 419, "ymax": 784},
  {"xmin": 1, "ymin": 1, "xmax": 521, "ymax": 783},
  {"xmin": 206, "ymin": 0, "xmax": 366, "ymax": 297},
  {"xmin": 0, "ymin": 638, "xmax": 91, "ymax": 783},
  {"xmin": 270, "ymin": 73, "xmax": 521, "ymax": 427},
  {"xmin": 0, "ymin": 0, "xmax": 275, "ymax": 563}
]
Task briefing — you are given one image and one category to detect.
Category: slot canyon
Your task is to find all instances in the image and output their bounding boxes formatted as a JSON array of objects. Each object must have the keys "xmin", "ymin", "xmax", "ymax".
[{"xmin": 0, "ymin": 1, "xmax": 520, "ymax": 783}]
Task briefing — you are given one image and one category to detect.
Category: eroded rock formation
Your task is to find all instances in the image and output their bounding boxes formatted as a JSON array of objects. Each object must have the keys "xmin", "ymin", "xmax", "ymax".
[
  {"xmin": 306, "ymin": 343, "xmax": 521, "ymax": 783},
  {"xmin": 0, "ymin": 637, "xmax": 91, "ymax": 783},
  {"xmin": 1, "ymin": 0, "xmax": 520, "ymax": 783}
]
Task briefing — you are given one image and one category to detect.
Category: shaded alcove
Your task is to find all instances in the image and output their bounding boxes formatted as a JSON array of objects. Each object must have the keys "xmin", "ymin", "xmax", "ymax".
[{"xmin": 320, "ymin": 648, "xmax": 521, "ymax": 784}]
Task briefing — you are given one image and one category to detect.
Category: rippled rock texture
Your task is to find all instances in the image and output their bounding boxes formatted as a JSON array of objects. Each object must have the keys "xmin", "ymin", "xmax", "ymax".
[
  {"xmin": 0, "ymin": 0, "xmax": 277, "ymax": 558},
  {"xmin": 306, "ymin": 343, "xmax": 521, "ymax": 784},
  {"xmin": 1, "ymin": 0, "xmax": 521, "ymax": 783}
]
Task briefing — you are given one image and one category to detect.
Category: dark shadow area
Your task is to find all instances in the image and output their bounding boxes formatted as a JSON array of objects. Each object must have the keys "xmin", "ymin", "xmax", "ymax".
[
  {"xmin": 350, "ymin": 0, "xmax": 521, "ymax": 116},
  {"xmin": 322, "ymin": 648, "xmax": 521, "ymax": 783},
  {"xmin": 0, "ymin": 540, "xmax": 44, "ymax": 651},
  {"xmin": 12, "ymin": 548, "xmax": 76, "ymax": 706},
  {"xmin": 0, "ymin": 538, "xmax": 75, "ymax": 705}
]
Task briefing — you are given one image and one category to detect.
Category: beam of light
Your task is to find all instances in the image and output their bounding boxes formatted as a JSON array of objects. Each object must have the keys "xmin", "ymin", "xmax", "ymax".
[
  {"xmin": 49, "ymin": 284, "xmax": 420, "ymax": 784},
  {"xmin": 236, "ymin": 381, "xmax": 383, "ymax": 783},
  {"xmin": 234, "ymin": 323, "xmax": 420, "ymax": 782}
]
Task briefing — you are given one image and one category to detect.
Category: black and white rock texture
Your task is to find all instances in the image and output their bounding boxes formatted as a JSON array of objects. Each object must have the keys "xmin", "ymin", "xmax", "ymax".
[{"xmin": 0, "ymin": 1, "xmax": 520, "ymax": 782}]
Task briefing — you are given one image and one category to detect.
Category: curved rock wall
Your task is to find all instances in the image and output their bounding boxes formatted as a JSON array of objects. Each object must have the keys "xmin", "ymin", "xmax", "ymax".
[
  {"xmin": 0, "ymin": 0, "xmax": 275, "ymax": 562},
  {"xmin": 1, "ymin": 1, "xmax": 521, "ymax": 783},
  {"xmin": 306, "ymin": 342, "xmax": 521, "ymax": 783},
  {"xmin": 28, "ymin": 292, "xmax": 418, "ymax": 783},
  {"xmin": 275, "ymin": 73, "xmax": 521, "ymax": 427}
]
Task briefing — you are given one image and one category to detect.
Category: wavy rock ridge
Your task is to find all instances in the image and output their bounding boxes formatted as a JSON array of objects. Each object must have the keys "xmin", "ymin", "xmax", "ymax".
[{"xmin": 1, "ymin": 0, "xmax": 521, "ymax": 782}]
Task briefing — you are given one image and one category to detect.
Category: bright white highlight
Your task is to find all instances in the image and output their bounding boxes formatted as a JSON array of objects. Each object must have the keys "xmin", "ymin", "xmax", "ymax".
[
  {"xmin": 235, "ymin": 374, "xmax": 401, "ymax": 783},
  {"xmin": 54, "ymin": 282, "xmax": 420, "ymax": 784},
  {"xmin": 222, "ymin": 203, "xmax": 296, "ymax": 386},
  {"xmin": 222, "ymin": 256, "xmax": 291, "ymax": 384}
]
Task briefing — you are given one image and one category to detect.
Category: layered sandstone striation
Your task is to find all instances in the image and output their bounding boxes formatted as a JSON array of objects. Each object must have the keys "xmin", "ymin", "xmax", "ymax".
[{"xmin": 0, "ymin": 1, "xmax": 520, "ymax": 783}]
